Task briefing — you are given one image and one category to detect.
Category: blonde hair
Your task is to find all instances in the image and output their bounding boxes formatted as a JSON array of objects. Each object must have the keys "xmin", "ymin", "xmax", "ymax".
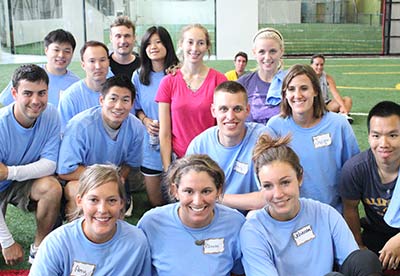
[
  {"xmin": 69, "ymin": 164, "xmax": 125, "ymax": 221},
  {"xmin": 253, "ymin": 27, "xmax": 284, "ymax": 50},
  {"xmin": 178, "ymin": 24, "xmax": 211, "ymax": 58},
  {"xmin": 252, "ymin": 27, "xmax": 284, "ymax": 70}
]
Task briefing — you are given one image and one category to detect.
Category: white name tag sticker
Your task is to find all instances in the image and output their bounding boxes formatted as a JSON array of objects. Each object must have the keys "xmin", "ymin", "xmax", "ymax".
[
  {"xmin": 203, "ymin": 238, "xmax": 224, "ymax": 254},
  {"xmin": 312, "ymin": 133, "xmax": 332, "ymax": 149},
  {"xmin": 234, "ymin": 161, "xmax": 248, "ymax": 175},
  {"xmin": 292, "ymin": 224, "xmax": 315, "ymax": 246},
  {"xmin": 71, "ymin": 260, "xmax": 96, "ymax": 276}
]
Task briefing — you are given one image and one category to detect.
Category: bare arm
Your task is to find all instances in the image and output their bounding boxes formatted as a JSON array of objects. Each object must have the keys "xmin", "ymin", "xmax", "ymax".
[
  {"xmin": 159, "ymin": 102, "xmax": 172, "ymax": 171},
  {"xmin": 58, "ymin": 165, "xmax": 86, "ymax": 181},
  {"xmin": 136, "ymin": 110, "xmax": 159, "ymax": 137},
  {"xmin": 0, "ymin": 163, "xmax": 8, "ymax": 181},
  {"xmin": 342, "ymin": 198, "xmax": 365, "ymax": 247},
  {"xmin": 221, "ymin": 191, "xmax": 266, "ymax": 211},
  {"xmin": 119, "ymin": 164, "xmax": 131, "ymax": 183},
  {"xmin": 379, "ymin": 232, "xmax": 400, "ymax": 270},
  {"xmin": 326, "ymin": 74, "xmax": 348, "ymax": 113}
]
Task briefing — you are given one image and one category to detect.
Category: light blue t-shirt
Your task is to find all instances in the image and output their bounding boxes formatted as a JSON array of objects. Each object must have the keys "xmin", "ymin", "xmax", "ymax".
[
  {"xmin": 240, "ymin": 198, "xmax": 359, "ymax": 276},
  {"xmin": 29, "ymin": 218, "xmax": 151, "ymax": 276},
  {"xmin": 138, "ymin": 203, "xmax": 245, "ymax": 276},
  {"xmin": 57, "ymin": 106, "xmax": 144, "ymax": 174},
  {"xmin": 267, "ymin": 112, "xmax": 360, "ymax": 212},
  {"xmin": 0, "ymin": 65, "xmax": 79, "ymax": 107},
  {"xmin": 0, "ymin": 104, "xmax": 60, "ymax": 192},
  {"xmin": 58, "ymin": 79, "xmax": 101, "ymax": 133},
  {"xmin": 133, "ymin": 70, "xmax": 165, "ymax": 171},
  {"xmin": 186, "ymin": 122, "xmax": 271, "ymax": 196},
  {"xmin": 384, "ymin": 168, "xmax": 400, "ymax": 227}
]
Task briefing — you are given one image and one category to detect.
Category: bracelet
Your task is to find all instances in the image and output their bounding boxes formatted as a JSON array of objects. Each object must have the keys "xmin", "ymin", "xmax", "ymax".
[{"xmin": 141, "ymin": 116, "xmax": 146, "ymax": 124}]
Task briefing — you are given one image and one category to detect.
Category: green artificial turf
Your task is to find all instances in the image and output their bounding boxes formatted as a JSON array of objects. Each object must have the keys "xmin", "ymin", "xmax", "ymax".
[{"xmin": 0, "ymin": 56, "xmax": 399, "ymax": 269}]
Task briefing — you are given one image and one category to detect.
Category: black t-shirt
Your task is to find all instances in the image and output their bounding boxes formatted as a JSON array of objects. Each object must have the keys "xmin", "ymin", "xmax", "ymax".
[
  {"xmin": 109, "ymin": 52, "xmax": 140, "ymax": 79},
  {"xmin": 340, "ymin": 149, "xmax": 400, "ymax": 235}
]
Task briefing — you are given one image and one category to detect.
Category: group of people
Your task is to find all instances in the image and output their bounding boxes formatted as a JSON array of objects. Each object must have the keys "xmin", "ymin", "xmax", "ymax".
[{"xmin": 0, "ymin": 14, "xmax": 397, "ymax": 276}]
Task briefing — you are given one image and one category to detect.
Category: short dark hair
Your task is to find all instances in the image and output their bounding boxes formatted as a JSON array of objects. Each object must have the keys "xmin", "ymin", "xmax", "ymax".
[
  {"xmin": 101, "ymin": 75, "xmax": 136, "ymax": 103},
  {"xmin": 12, "ymin": 64, "xmax": 49, "ymax": 89},
  {"xmin": 80, "ymin": 40, "xmax": 109, "ymax": 61},
  {"xmin": 310, "ymin": 54, "xmax": 325, "ymax": 64},
  {"xmin": 367, "ymin": 101, "xmax": 400, "ymax": 132},
  {"xmin": 214, "ymin": 81, "xmax": 248, "ymax": 103},
  {"xmin": 44, "ymin": 29, "xmax": 76, "ymax": 51},
  {"xmin": 234, "ymin": 51, "xmax": 248, "ymax": 62}
]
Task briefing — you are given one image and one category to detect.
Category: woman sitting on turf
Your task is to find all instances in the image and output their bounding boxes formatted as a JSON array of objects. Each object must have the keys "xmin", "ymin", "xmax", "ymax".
[
  {"xmin": 29, "ymin": 164, "xmax": 151, "ymax": 276},
  {"xmin": 240, "ymin": 133, "xmax": 382, "ymax": 276}
]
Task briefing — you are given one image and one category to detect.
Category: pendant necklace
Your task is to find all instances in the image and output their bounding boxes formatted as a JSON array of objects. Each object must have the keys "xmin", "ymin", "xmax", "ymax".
[{"xmin": 184, "ymin": 227, "xmax": 204, "ymax": 246}]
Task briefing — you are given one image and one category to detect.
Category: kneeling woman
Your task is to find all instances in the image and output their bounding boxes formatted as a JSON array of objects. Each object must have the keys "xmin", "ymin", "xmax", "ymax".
[
  {"xmin": 240, "ymin": 134, "xmax": 382, "ymax": 276},
  {"xmin": 30, "ymin": 164, "xmax": 151, "ymax": 276},
  {"xmin": 138, "ymin": 154, "xmax": 245, "ymax": 276}
]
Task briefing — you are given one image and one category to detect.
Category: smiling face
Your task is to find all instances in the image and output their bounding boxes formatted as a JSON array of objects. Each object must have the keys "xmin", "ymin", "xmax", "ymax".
[
  {"xmin": 180, "ymin": 27, "xmax": 209, "ymax": 64},
  {"xmin": 145, "ymin": 33, "xmax": 167, "ymax": 62},
  {"xmin": 175, "ymin": 170, "xmax": 221, "ymax": 228},
  {"xmin": 285, "ymin": 74, "xmax": 317, "ymax": 118},
  {"xmin": 253, "ymin": 38, "xmax": 283, "ymax": 75},
  {"xmin": 369, "ymin": 115, "xmax": 400, "ymax": 168},
  {"xmin": 311, "ymin": 57, "xmax": 325, "ymax": 77},
  {"xmin": 45, "ymin": 42, "xmax": 74, "ymax": 75},
  {"xmin": 110, "ymin": 25, "xmax": 135, "ymax": 57},
  {"xmin": 211, "ymin": 90, "xmax": 250, "ymax": 147},
  {"xmin": 258, "ymin": 161, "xmax": 301, "ymax": 221},
  {"xmin": 11, "ymin": 80, "xmax": 48, "ymax": 128},
  {"xmin": 100, "ymin": 86, "xmax": 133, "ymax": 130},
  {"xmin": 77, "ymin": 181, "xmax": 124, "ymax": 244}
]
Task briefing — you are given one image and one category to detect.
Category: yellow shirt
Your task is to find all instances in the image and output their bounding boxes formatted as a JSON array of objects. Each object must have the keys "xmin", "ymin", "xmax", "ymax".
[{"xmin": 225, "ymin": 70, "xmax": 238, "ymax": 81}]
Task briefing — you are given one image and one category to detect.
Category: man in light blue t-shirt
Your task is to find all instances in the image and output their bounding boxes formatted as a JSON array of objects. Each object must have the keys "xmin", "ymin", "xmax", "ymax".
[
  {"xmin": 0, "ymin": 64, "xmax": 62, "ymax": 266},
  {"xmin": 187, "ymin": 81, "xmax": 271, "ymax": 213},
  {"xmin": 57, "ymin": 75, "xmax": 144, "ymax": 220},
  {"xmin": 0, "ymin": 29, "xmax": 79, "ymax": 107},
  {"xmin": 58, "ymin": 41, "xmax": 110, "ymax": 133}
]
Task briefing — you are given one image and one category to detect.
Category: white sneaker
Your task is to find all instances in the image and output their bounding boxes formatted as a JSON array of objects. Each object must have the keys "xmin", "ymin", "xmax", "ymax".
[
  {"xmin": 340, "ymin": 113, "xmax": 354, "ymax": 124},
  {"xmin": 29, "ymin": 243, "xmax": 39, "ymax": 264},
  {"xmin": 125, "ymin": 195, "xmax": 134, "ymax": 217}
]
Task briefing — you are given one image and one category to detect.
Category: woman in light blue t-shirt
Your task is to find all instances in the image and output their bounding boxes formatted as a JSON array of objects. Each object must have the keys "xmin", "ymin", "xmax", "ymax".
[
  {"xmin": 30, "ymin": 164, "xmax": 151, "ymax": 276},
  {"xmin": 240, "ymin": 134, "xmax": 381, "ymax": 276},
  {"xmin": 138, "ymin": 154, "xmax": 245, "ymax": 276}
]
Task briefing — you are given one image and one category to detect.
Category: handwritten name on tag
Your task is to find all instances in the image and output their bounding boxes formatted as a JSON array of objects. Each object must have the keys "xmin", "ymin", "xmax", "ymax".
[
  {"xmin": 292, "ymin": 225, "xmax": 315, "ymax": 246},
  {"xmin": 234, "ymin": 161, "xmax": 248, "ymax": 175},
  {"xmin": 312, "ymin": 133, "xmax": 332, "ymax": 149},
  {"xmin": 71, "ymin": 260, "xmax": 96, "ymax": 276},
  {"xmin": 203, "ymin": 238, "xmax": 224, "ymax": 254}
]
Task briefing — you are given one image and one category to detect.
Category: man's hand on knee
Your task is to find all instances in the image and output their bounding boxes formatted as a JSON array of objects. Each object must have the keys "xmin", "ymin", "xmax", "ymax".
[{"xmin": 2, "ymin": 242, "xmax": 24, "ymax": 266}]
